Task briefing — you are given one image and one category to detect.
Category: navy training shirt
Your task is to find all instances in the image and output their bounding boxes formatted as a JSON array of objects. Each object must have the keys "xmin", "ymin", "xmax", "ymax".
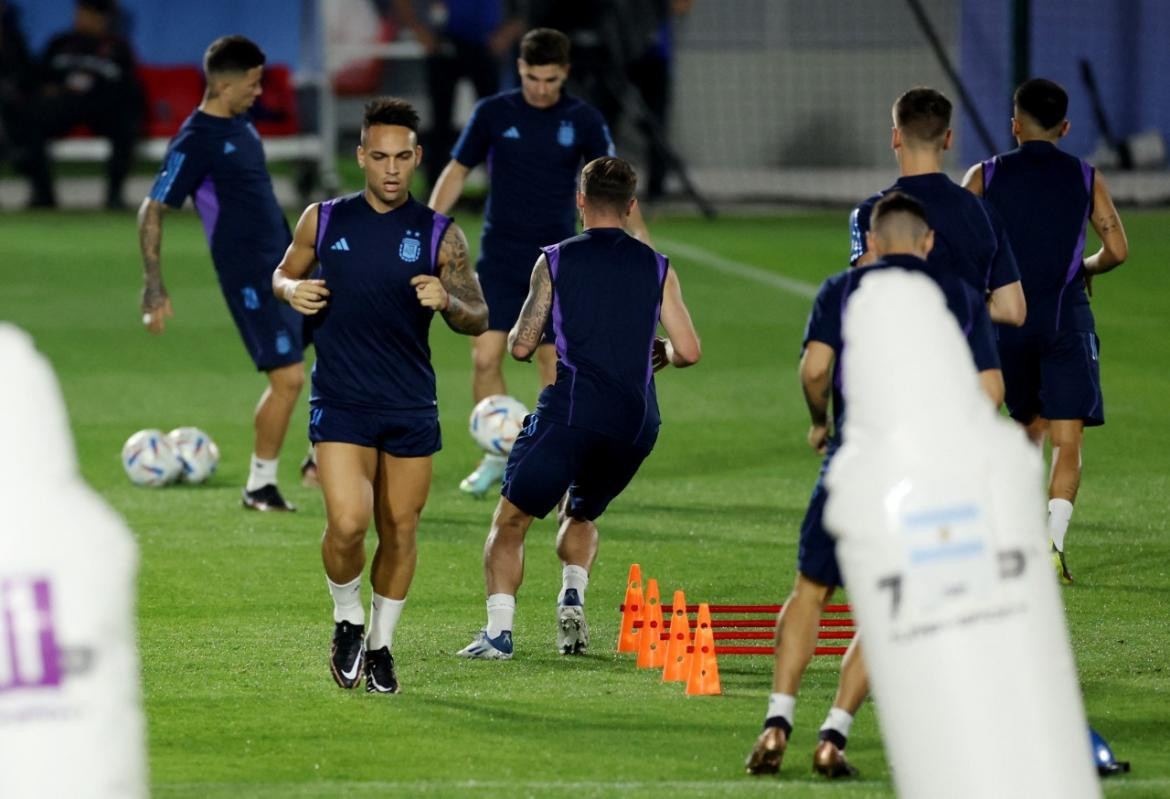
[
  {"xmin": 803, "ymin": 254, "xmax": 999, "ymax": 451},
  {"xmin": 309, "ymin": 193, "xmax": 453, "ymax": 414},
  {"xmin": 149, "ymin": 110, "xmax": 291, "ymax": 284},
  {"xmin": 849, "ymin": 173, "xmax": 1020, "ymax": 294},
  {"xmin": 451, "ymin": 89, "xmax": 615, "ymax": 245},
  {"xmin": 535, "ymin": 227, "xmax": 669, "ymax": 442},
  {"xmin": 980, "ymin": 141, "xmax": 1096, "ymax": 332}
]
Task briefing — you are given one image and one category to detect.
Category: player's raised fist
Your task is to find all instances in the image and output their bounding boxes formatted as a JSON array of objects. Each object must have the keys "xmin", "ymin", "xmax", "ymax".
[
  {"xmin": 410, "ymin": 274, "xmax": 450, "ymax": 311},
  {"xmin": 287, "ymin": 279, "xmax": 330, "ymax": 315}
]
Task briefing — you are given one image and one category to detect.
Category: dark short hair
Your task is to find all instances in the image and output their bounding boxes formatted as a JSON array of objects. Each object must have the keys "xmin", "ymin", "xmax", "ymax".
[
  {"xmin": 204, "ymin": 35, "xmax": 266, "ymax": 76},
  {"xmin": 580, "ymin": 156, "xmax": 637, "ymax": 213},
  {"xmin": 894, "ymin": 87, "xmax": 953, "ymax": 143},
  {"xmin": 1014, "ymin": 78, "xmax": 1068, "ymax": 130},
  {"xmin": 520, "ymin": 28, "xmax": 570, "ymax": 66},
  {"xmin": 871, "ymin": 191, "xmax": 929, "ymax": 237},
  {"xmin": 77, "ymin": 0, "xmax": 116, "ymax": 15},
  {"xmin": 362, "ymin": 97, "xmax": 420, "ymax": 136}
]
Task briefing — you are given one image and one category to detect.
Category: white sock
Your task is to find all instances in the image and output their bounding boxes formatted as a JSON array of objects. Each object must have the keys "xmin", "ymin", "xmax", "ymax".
[
  {"xmin": 246, "ymin": 455, "xmax": 278, "ymax": 492},
  {"xmin": 1048, "ymin": 498, "xmax": 1074, "ymax": 552},
  {"xmin": 558, "ymin": 564, "xmax": 589, "ymax": 605},
  {"xmin": 766, "ymin": 692, "xmax": 796, "ymax": 727},
  {"xmin": 327, "ymin": 576, "xmax": 364, "ymax": 625},
  {"xmin": 820, "ymin": 706, "xmax": 855, "ymax": 739},
  {"xmin": 366, "ymin": 593, "xmax": 405, "ymax": 651},
  {"xmin": 486, "ymin": 593, "xmax": 516, "ymax": 637}
]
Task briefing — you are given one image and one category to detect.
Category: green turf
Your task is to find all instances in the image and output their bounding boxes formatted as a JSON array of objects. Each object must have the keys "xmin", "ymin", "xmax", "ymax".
[{"xmin": 2, "ymin": 206, "xmax": 1168, "ymax": 798}]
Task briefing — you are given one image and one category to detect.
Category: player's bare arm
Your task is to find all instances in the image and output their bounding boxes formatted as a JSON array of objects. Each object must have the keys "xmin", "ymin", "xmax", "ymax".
[
  {"xmin": 416, "ymin": 221, "xmax": 488, "ymax": 335},
  {"xmin": 273, "ymin": 203, "xmax": 330, "ymax": 315},
  {"xmin": 1083, "ymin": 173, "xmax": 1128, "ymax": 292},
  {"xmin": 626, "ymin": 200, "xmax": 653, "ymax": 246},
  {"xmin": 655, "ymin": 266, "xmax": 701, "ymax": 368},
  {"xmin": 800, "ymin": 341, "xmax": 835, "ymax": 454},
  {"xmin": 978, "ymin": 368, "xmax": 1005, "ymax": 408},
  {"xmin": 508, "ymin": 255, "xmax": 553, "ymax": 361},
  {"xmin": 988, "ymin": 280, "xmax": 1026, "ymax": 326},
  {"xmin": 137, "ymin": 198, "xmax": 173, "ymax": 335},
  {"xmin": 427, "ymin": 160, "xmax": 471, "ymax": 215},
  {"xmin": 961, "ymin": 163, "xmax": 984, "ymax": 196}
]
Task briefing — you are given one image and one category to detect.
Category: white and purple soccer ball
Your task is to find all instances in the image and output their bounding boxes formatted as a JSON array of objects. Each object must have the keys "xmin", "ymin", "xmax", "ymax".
[
  {"xmin": 121, "ymin": 428, "xmax": 182, "ymax": 486},
  {"xmin": 469, "ymin": 395, "xmax": 529, "ymax": 456},
  {"xmin": 167, "ymin": 426, "xmax": 220, "ymax": 484}
]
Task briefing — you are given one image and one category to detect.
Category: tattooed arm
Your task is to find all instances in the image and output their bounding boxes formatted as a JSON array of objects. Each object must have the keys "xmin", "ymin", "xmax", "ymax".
[
  {"xmin": 413, "ymin": 222, "xmax": 488, "ymax": 335},
  {"xmin": 508, "ymin": 255, "xmax": 552, "ymax": 362},
  {"xmin": 137, "ymin": 197, "xmax": 173, "ymax": 334},
  {"xmin": 1083, "ymin": 173, "xmax": 1128, "ymax": 293}
]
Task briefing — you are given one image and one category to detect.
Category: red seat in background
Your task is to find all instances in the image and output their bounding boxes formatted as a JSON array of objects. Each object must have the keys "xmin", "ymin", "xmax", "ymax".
[{"xmin": 134, "ymin": 64, "xmax": 301, "ymax": 138}]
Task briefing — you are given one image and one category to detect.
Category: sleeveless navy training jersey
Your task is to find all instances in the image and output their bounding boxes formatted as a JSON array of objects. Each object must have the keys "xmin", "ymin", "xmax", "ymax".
[
  {"xmin": 535, "ymin": 228, "xmax": 668, "ymax": 442},
  {"xmin": 149, "ymin": 110, "xmax": 291, "ymax": 283},
  {"xmin": 803, "ymin": 254, "xmax": 999, "ymax": 450},
  {"xmin": 309, "ymin": 193, "xmax": 452, "ymax": 413},
  {"xmin": 980, "ymin": 141, "xmax": 1095, "ymax": 332},
  {"xmin": 451, "ymin": 89, "xmax": 615, "ymax": 245},
  {"xmin": 849, "ymin": 173, "xmax": 1020, "ymax": 294}
]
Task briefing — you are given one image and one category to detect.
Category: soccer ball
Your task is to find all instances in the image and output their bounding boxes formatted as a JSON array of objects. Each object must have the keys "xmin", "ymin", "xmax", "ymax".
[
  {"xmin": 469, "ymin": 395, "xmax": 529, "ymax": 456},
  {"xmin": 167, "ymin": 427, "xmax": 220, "ymax": 484},
  {"xmin": 121, "ymin": 428, "xmax": 182, "ymax": 486}
]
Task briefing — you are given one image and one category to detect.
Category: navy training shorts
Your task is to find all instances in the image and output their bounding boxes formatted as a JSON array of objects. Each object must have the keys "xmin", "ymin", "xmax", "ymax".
[
  {"xmin": 308, "ymin": 403, "xmax": 442, "ymax": 458},
  {"xmin": 477, "ymin": 236, "xmax": 548, "ymax": 332},
  {"xmin": 221, "ymin": 279, "xmax": 306, "ymax": 372},
  {"xmin": 796, "ymin": 452, "xmax": 842, "ymax": 589},
  {"xmin": 998, "ymin": 328, "xmax": 1105, "ymax": 427},
  {"xmin": 501, "ymin": 414, "xmax": 658, "ymax": 521}
]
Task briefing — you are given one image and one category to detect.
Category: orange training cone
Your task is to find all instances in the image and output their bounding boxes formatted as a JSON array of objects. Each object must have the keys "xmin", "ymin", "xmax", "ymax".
[
  {"xmin": 662, "ymin": 589, "xmax": 691, "ymax": 682},
  {"xmin": 617, "ymin": 563, "xmax": 643, "ymax": 652},
  {"xmin": 636, "ymin": 578, "xmax": 666, "ymax": 669},
  {"xmin": 686, "ymin": 602, "xmax": 722, "ymax": 695}
]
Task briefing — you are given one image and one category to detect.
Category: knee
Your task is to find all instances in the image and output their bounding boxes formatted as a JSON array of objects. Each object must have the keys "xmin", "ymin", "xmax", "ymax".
[
  {"xmin": 472, "ymin": 344, "xmax": 503, "ymax": 375},
  {"xmin": 270, "ymin": 365, "xmax": 305, "ymax": 396},
  {"xmin": 326, "ymin": 511, "xmax": 370, "ymax": 548},
  {"xmin": 379, "ymin": 514, "xmax": 420, "ymax": 551}
]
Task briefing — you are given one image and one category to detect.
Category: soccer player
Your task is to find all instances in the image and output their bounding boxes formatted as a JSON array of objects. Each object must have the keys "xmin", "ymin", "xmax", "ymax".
[
  {"xmin": 962, "ymin": 78, "xmax": 1128, "ymax": 583},
  {"xmin": 850, "ymin": 87, "xmax": 1027, "ymax": 327},
  {"xmin": 273, "ymin": 99, "xmax": 488, "ymax": 693},
  {"xmin": 138, "ymin": 35, "xmax": 308, "ymax": 511},
  {"xmin": 428, "ymin": 27, "xmax": 652, "ymax": 497},
  {"xmin": 455, "ymin": 156, "xmax": 699, "ymax": 660},
  {"xmin": 745, "ymin": 193, "xmax": 1003, "ymax": 779}
]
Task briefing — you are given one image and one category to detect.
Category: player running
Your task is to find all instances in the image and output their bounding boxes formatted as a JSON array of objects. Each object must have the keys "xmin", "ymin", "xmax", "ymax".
[
  {"xmin": 850, "ymin": 87, "xmax": 1027, "ymax": 327},
  {"xmin": 745, "ymin": 193, "xmax": 1003, "ymax": 779},
  {"xmin": 273, "ymin": 99, "xmax": 488, "ymax": 693},
  {"xmin": 962, "ymin": 78, "xmax": 1128, "ymax": 583},
  {"xmin": 455, "ymin": 157, "xmax": 699, "ymax": 660},
  {"xmin": 138, "ymin": 35, "xmax": 311, "ymax": 511},
  {"xmin": 428, "ymin": 27, "xmax": 652, "ymax": 497}
]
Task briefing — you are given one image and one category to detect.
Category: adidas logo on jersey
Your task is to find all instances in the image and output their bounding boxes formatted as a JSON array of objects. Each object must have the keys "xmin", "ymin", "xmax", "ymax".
[
  {"xmin": 330, "ymin": 237, "xmax": 351, "ymax": 252},
  {"xmin": 224, "ymin": 141, "xmax": 236, "ymax": 154},
  {"xmin": 503, "ymin": 126, "xmax": 521, "ymax": 139}
]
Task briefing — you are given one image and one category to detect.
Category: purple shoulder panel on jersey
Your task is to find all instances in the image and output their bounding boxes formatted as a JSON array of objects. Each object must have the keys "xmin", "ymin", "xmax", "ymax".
[
  {"xmin": 543, "ymin": 243, "xmax": 576, "ymax": 423},
  {"xmin": 981, "ymin": 156, "xmax": 998, "ymax": 191},
  {"xmin": 315, "ymin": 198, "xmax": 340, "ymax": 259},
  {"xmin": 644, "ymin": 251, "xmax": 670, "ymax": 389},
  {"xmin": 430, "ymin": 212, "xmax": 453, "ymax": 275}
]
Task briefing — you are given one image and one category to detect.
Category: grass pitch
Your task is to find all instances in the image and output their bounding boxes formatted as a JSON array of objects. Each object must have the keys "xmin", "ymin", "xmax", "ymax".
[{"xmin": 2, "ymin": 205, "xmax": 1168, "ymax": 797}]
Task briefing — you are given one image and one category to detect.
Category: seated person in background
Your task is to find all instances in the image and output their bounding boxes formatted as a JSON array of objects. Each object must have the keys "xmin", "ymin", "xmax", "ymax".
[{"xmin": 19, "ymin": 0, "xmax": 142, "ymax": 209}]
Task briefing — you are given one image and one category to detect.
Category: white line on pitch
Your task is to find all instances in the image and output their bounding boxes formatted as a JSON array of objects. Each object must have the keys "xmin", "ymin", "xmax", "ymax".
[{"xmin": 656, "ymin": 237, "xmax": 820, "ymax": 299}]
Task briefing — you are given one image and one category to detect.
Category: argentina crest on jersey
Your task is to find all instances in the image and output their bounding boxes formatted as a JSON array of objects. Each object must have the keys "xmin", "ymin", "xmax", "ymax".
[
  {"xmin": 399, "ymin": 229, "xmax": 421, "ymax": 262},
  {"xmin": 557, "ymin": 120, "xmax": 575, "ymax": 147}
]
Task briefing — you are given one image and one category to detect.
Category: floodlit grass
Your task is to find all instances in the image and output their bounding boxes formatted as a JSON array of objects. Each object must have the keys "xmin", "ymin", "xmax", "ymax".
[{"xmin": 2, "ymin": 206, "xmax": 1166, "ymax": 797}]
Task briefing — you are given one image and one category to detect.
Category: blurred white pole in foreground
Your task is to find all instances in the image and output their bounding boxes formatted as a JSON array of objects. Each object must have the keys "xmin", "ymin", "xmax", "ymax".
[
  {"xmin": 0, "ymin": 323, "xmax": 147, "ymax": 798},
  {"xmin": 825, "ymin": 271, "xmax": 1099, "ymax": 799}
]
